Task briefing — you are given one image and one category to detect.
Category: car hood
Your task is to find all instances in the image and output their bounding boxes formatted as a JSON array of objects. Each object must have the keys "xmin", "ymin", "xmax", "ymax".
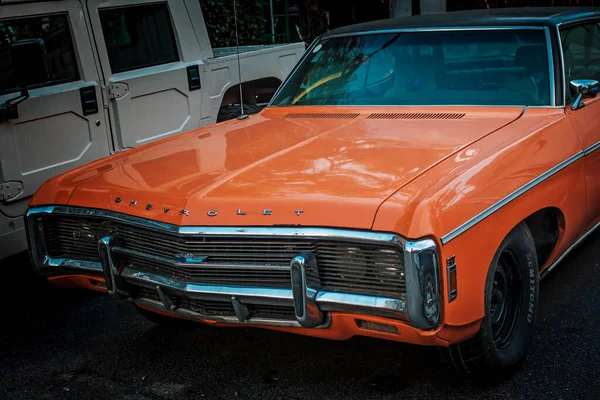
[{"xmin": 66, "ymin": 106, "xmax": 524, "ymax": 229}]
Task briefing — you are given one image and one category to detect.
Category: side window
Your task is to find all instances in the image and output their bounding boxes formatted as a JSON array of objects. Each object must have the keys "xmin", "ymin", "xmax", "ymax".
[
  {"xmin": 560, "ymin": 22, "xmax": 600, "ymax": 103},
  {"xmin": 99, "ymin": 3, "xmax": 179, "ymax": 74},
  {"xmin": 0, "ymin": 14, "xmax": 79, "ymax": 94}
]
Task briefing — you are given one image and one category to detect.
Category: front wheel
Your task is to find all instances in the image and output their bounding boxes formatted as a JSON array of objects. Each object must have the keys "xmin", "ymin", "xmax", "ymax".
[{"xmin": 444, "ymin": 222, "xmax": 539, "ymax": 378}]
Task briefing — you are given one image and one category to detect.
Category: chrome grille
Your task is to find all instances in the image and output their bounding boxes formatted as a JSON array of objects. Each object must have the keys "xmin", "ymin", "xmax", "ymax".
[
  {"xmin": 42, "ymin": 215, "xmax": 406, "ymax": 298},
  {"xmin": 135, "ymin": 287, "xmax": 296, "ymax": 321}
]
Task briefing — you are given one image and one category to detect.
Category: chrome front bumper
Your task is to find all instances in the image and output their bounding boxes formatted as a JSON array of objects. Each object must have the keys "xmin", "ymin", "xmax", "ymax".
[{"xmin": 26, "ymin": 206, "xmax": 442, "ymax": 330}]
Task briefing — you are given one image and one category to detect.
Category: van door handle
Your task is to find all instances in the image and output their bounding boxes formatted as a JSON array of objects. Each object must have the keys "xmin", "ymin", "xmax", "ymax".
[
  {"xmin": 187, "ymin": 65, "xmax": 201, "ymax": 91},
  {"xmin": 80, "ymin": 86, "xmax": 99, "ymax": 116}
]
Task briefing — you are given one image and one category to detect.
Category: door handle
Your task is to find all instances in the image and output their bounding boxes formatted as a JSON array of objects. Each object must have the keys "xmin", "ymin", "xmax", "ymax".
[
  {"xmin": 80, "ymin": 86, "xmax": 99, "ymax": 116},
  {"xmin": 187, "ymin": 65, "xmax": 201, "ymax": 91}
]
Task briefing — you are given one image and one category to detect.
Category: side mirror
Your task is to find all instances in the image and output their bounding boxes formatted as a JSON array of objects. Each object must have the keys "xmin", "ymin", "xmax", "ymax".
[
  {"xmin": 0, "ymin": 39, "xmax": 52, "ymax": 123},
  {"xmin": 570, "ymin": 79, "xmax": 599, "ymax": 110}
]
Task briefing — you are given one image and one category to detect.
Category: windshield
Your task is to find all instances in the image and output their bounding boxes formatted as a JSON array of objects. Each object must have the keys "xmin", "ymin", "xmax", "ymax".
[{"xmin": 271, "ymin": 30, "xmax": 551, "ymax": 107}]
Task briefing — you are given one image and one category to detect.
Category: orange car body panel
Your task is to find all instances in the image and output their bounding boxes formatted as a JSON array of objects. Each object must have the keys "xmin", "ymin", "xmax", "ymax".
[{"xmin": 31, "ymin": 104, "xmax": 592, "ymax": 345}]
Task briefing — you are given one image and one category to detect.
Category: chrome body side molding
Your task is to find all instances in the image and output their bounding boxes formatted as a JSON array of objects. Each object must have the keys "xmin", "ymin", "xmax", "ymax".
[
  {"xmin": 541, "ymin": 219, "xmax": 600, "ymax": 280},
  {"xmin": 443, "ymin": 138, "xmax": 600, "ymax": 244},
  {"xmin": 441, "ymin": 150, "xmax": 585, "ymax": 244}
]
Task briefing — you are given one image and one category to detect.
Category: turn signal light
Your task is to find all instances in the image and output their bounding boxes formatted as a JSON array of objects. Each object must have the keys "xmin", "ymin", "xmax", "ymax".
[{"xmin": 447, "ymin": 256, "xmax": 458, "ymax": 302}]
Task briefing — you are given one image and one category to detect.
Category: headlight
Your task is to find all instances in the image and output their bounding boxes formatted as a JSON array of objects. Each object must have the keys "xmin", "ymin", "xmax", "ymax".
[
  {"xmin": 372, "ymin": 248, "xmax": 404, "ymax": 282},
  {"xmin": 338, "ymin": 246, "xmax": 366, "ymax": 280}
]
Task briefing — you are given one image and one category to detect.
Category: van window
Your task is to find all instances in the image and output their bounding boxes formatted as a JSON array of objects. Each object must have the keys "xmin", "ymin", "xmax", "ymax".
[
  {"xmin": 0, "ymin": 14, "xmax": 79, "ymax": 94},
  {"xmin": 99, "ymin": 3, "xmax": 179, "ymax": 73}
]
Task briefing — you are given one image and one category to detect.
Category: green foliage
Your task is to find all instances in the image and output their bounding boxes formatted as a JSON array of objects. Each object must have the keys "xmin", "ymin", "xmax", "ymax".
[{"xmin": 199, "ymin": 0, "xmax": 268, "ymax": 48}]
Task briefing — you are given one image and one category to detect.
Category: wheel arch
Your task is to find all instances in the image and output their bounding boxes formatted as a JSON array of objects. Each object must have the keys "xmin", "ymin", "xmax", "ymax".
[
  {"xmin": 522, "ymin": 206, "xmax": 565, "ymax": 271},
  {"xmin": 220, "ymin": 77, "xmax": 282, "ymax": 108}
]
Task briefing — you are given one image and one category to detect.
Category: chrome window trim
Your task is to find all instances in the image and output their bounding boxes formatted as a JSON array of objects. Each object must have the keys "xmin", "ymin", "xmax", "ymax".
[
  {"xmin": 441, "ymin": 149, "xmax": 587, "ymax": 244},
  {"xmin": 544, "ymin": 27, "xmax": 557, "ymax": 107},
  {"xmin": 269, "ymin": 26, "xmax": 554, "ymax": 108},
  {"xmin": 557, "ymin": 24, "xmax": 567, "ymax": 107},
  {"xmin": 323, "ymin": 26, "xmax": 547, "ymax": 39}
]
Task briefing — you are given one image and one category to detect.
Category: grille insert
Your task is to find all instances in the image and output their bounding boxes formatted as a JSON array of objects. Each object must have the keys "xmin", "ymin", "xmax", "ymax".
[
  {"xmin": 135, "ymin": 286, "xmax": 296, "ymax": 321},
  {"xmin": 284, "ymin": 112, "xmax": 360, "ymax": 119},
  {"xmin": 42, "ymin": 215, "xmax": 406, "ymax": 298},
  {"xmin": 367, "ymin": 112, "xmax": 465, "ymax": 120}
]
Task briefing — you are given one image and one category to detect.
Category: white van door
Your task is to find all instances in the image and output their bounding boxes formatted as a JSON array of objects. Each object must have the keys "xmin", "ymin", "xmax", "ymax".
[
  {"xmin": 0, "ymin": 0, "xmax": 111, "ymax": 256},
  {"xmin": 85, "ymin": 0, "xmax": 208, "ymax": 150}
]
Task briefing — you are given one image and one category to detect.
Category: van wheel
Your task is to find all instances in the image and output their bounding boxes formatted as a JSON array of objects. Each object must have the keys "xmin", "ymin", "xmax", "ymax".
[
  {"xmin": 217, "ymin": 104, "xmax": 261, "ymax": 122},
  {"xmin": 443, "ymin": 222, "xmax": 539, "ymax": 379}
]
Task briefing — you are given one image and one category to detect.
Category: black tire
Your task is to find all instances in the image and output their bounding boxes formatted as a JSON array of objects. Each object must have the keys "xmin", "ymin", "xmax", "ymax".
[
  {"xmin": 443, "ymin": 222, "xmax": 539, "ymax": 379},
  {"xmin": 217, "ymin": 104, "xmax": 261, "ymax": 122}
]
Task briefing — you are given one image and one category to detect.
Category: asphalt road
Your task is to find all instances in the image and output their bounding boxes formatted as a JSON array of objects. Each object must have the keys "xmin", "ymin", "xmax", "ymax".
[{"xmin": 1, "ymin": 233, "xmax": 599, "ymax": 400}]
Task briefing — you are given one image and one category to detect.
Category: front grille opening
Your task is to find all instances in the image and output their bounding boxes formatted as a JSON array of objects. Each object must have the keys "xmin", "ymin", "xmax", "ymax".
[
  {"xmin": 134, "ymin": 286, "xmax": 296, "ymax": 321},
  {"xmin": 41, "ymin": 215, "xmax": 406, "ymax": 299}
]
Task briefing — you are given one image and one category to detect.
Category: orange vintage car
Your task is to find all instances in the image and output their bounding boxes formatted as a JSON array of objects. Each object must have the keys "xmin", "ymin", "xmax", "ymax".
[{"xmin": 25, "ymin": 8, "xmax": 600, "ymax": 375}]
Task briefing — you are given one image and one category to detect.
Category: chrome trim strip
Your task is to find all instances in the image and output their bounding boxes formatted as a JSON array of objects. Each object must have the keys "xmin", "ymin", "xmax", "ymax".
[
  {"xmin": 323, "ymin": 26, "xmax": 546, "ymax": 39},
  {"xmin": 584, "ymin": 140, "xmax": 600, "ymax": 156},
  {"xmin": 41, "ymin": 257, "xmax": 103, "ymax": 273},
  {"xmin": 27, "ymin": 207, "xmax": 436, "ymax": 324},
  {"xmin": 133, "ymin": 298, "xmax": 305, "ymax": 328},
  {"xmin": 441, "ymin": 151, "xmax": 584, "ymax": 244},
  {"xmin": 557, "ymin": 24, "xmax": 567, "ymax": 107},
  {"xmin": 315, "ymin": 292, "xmax": 407, "ymax": 316},
  {"xmin": 403, "ymin": 239, "xmax": 440, "ymax": 328},
  {"xmin": 123, "ymin": 267, "xmax": 409, "ymax": 321},
  {"xmin": 26, "ymin": 205, "xmax": 403, "ymax": 245},
  {"xmin": 541, "ymin": 219, "xmax": 600, "ymax": 280},
  {"xmin": 122, "ymin": 268, "xmax": 294, "ymax": 303},
  {"xmin": 545, "ymin": 27, "xmax": 556, "ymax": 107},
  {"xmin": 111, "ymin": 246, "xmax": 291, "ymax": 271}
]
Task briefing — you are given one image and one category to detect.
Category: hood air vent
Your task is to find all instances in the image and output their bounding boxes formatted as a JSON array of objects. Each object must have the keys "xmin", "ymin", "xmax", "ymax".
[
  {"xmin": 284, "ymin": 113, "xmax": 360, "ymax": 119},
  {"xmin": 367, "ymin": 112, "xmax": 465, "ymax": 120}
]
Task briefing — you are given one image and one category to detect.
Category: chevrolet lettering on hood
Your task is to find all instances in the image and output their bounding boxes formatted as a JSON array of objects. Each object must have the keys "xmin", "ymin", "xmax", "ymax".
[
  {"xmin": 111, "ymin": 197, "xmax": 305, "ymax": 217},
  {"xmin": 24, "ymin": 8, "xmax": 600, "ymax": 378}
]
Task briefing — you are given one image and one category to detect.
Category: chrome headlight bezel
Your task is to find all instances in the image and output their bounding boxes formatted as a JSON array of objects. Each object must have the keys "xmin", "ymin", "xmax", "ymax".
[{"xmin": 403, "ymin": 239, "xmax": 441, "ymax": 329}]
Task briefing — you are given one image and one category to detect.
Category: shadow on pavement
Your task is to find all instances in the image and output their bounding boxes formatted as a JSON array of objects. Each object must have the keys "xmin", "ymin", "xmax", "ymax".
[{"xmin": 0, "ymin": 232, "xmax": 599, "ymax": 399}]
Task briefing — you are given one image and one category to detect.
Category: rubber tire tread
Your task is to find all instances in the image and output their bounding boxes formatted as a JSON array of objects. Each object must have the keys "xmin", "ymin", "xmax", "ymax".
[{"xmin": 443, "ymin": 222, "xmax": 539, "ymax": 379}]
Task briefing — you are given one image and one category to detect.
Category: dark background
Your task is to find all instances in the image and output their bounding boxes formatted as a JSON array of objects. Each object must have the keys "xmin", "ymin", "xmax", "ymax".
[{"xmin": 1, "ymin": 231, "xmax": 598, "ymax": 399}]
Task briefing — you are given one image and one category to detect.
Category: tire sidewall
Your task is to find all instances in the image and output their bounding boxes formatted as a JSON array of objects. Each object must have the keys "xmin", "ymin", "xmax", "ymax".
[{"xmin": 481, "ymin": 222, "xmax": 539, "ymax": 368}]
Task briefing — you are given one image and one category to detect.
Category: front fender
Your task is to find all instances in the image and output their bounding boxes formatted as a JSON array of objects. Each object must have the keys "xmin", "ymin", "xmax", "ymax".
[{"xmin": 373, "ymin": 108, "xmax": 586, "ymax": 328}]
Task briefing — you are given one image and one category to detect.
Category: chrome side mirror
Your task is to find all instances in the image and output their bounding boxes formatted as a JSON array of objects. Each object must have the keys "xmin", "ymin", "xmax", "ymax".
[{"xmin": 570, "ymin": 79, "xmax": 600, "ymax": 110}]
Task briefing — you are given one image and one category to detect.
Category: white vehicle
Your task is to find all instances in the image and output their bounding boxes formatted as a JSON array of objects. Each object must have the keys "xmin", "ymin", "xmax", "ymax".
[{"xmin": 0, "ymin": 0, "xmax": 305, "ymax": 260}]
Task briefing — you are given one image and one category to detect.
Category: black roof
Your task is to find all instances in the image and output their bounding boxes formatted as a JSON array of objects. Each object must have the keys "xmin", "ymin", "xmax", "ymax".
[{"xmin": 323, "ymin": 7, "xmax": 600, "ymax": 37}]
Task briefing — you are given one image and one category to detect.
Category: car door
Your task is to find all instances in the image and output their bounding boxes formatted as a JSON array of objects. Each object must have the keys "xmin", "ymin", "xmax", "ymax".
[
  {"xmin": 561, "ymin": 21, "xmax": 600, "ymax": 232},
  {"xmin": 0, "ymin": 0, "xmax": 111, "ymax": 253},
  {"xmin": 84, "ymin": 0, "xmax": 207, "ymax": 150}
]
